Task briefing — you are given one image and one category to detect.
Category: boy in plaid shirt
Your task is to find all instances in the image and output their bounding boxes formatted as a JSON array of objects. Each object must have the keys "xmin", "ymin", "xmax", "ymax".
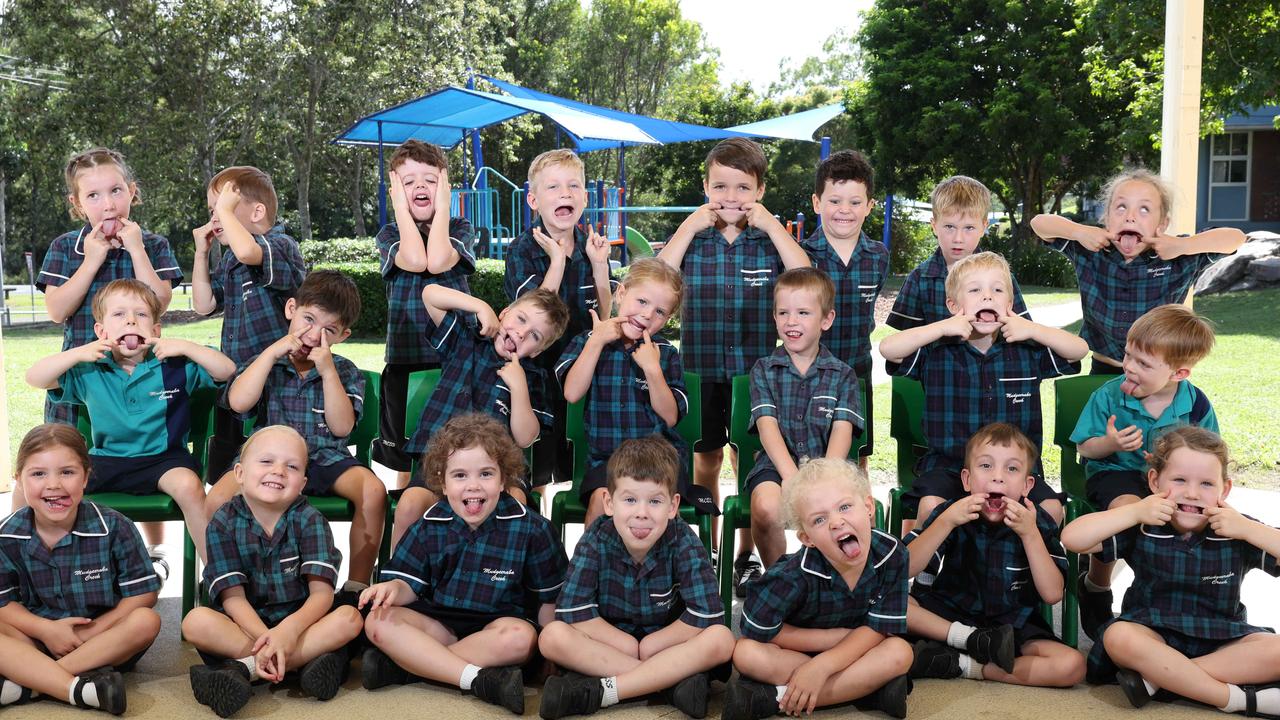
[
  {"xmin": 373, "ymin": 140, "xmax": 476, "ymax": 489},
  {"xmin": 727, "ymin": 458, "xmax": 912, "ymax": 720},
  {"xmin": 539, "ymin": 437, "xmax": 734, "ymax": 720},
  {"xmin": 192, "ymin": 166, "xmax": 306, "ymax": 482},
  {"xmin": 1031, "ymin": 168, "xmax": 1243, "ymax": 375},
  {"xmin": 906, "ymin": 424, "xmax": 1083, "ymax": 688},
  {"xmin": 360, "ymin": 414, "xmax": 567, "ymax": 715},
  {"xmin": 881, "ymin": 252, "xmax": 1087, "ymax": 528},
  {"xmin": 183, "ymin": 426, "xmax": 362, "ymax": 717},
  {"xmin": 657, "ymin": 137, "xmax": 810, "ymax": 591},
  {"xmin": 1063, "ymin": 427, "xmax": 1280, "ymax": 716},
  {"xmin": 0, "ymin": 424, "xmax": 162, "ymax": 715}
]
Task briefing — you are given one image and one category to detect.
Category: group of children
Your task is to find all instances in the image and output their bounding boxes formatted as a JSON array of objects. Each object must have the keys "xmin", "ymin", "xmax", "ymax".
[{"xmin": 2, "ymin": 133, "xmax": 1275, "ymax": 720}]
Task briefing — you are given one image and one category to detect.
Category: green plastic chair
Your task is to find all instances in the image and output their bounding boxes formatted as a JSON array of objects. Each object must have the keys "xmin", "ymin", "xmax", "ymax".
[
  {"xmin": 887, "ymin": 376, "xmax": 927, "ymax": 535},
  {"xmin": 624, "ymin": 226, "xmax": 655, "ymax": 258},
  {"xmin": 549, "ymin": 372, "xmax": 712, "ymax": 555}
]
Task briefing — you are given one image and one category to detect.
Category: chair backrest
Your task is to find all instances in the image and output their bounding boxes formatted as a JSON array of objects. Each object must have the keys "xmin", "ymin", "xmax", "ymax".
[
  {"xmin": 348, "ymin": 369, "xmax": 382, "ymax": 464},
  {"xmin": 1054, "ymin": 375, "xmax": 1110, "ymax": 498},
  {"xmin": 404, "ymin": 369, "xmax": 443, "ymax": 439},
  {"xmin": 889, "ymin": 376, "xmax": 927, "ymax": 491}
]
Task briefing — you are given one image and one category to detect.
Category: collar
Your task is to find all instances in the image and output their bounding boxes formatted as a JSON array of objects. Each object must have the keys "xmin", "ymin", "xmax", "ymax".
[
  {"xmin": 422, "ymin": 492, "xmax": 527, "ymax": 530},
  {"xmin": 920, "ymin": 248, "xmax": 949, "ymax": 278},
  {"xmin": 797, "ymin": 540, "xmax": 883, "ymax": 591},
  {"xmin": 1138, "ymin": 522, "xmax": 1231, "ymax": 545},
  {"xmin": 272, "ymin": 354, "xmax": 328, "ymax": 383},
  {"xmin": 231, "ymin": 494, "xmax": 309, "ymax": 541},
  {"xmin": 530, "ymin": 218, "xmax": 588, "ymax": 255},
  {"xmin": 1098, "ymin": 245, "xmax": 1160, "ymax": 266},
  {"xmin": 1117, "ymin": 378, "xmax": 1196, "ymax": 419},
  {"xmin": 694, "ymin": 223, "xmax": 769, "ymax": 245},
  {"xmin": 763, "ymin": 344, "xmax": 845, "ymax": 376},
  {"xmin": 802, "ymin": 229, "xmax": 872, "ymax": 256},
  {"xmin": 73, "ymin": 225, "xmax": 138, "ymax": 257},
  {"xmin": 597, "ymin": 515, "xmax": 673, "ymax": 573},
  {"xmin": 0, "ymin": 502, "xmax": 109, "ymax": 547},
  {"xmin": 598, "ymin": 330, "xmax": 672, "ymax": 355}
]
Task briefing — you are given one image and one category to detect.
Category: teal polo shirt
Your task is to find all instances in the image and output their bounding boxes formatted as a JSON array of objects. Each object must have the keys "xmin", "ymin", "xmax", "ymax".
[
  {"xmin": 50, "ymin": 353, "xmax": 215, "ymax": 457},
  {"xmin": 1069, "ymin": 376, "xmax": 1218, "ymax": 478}
]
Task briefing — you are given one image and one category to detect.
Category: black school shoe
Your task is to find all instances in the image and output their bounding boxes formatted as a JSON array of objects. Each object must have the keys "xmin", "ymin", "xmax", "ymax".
[
  {"xmin": 471, "ymin": 665, "xmax": 526, "ymax": 714},
  {"xmin": 721, "ymin": 677, "xmax": 780, "ymax": 720},
  {"xmin": 664, "ymin": 671, "xmax": 710, "ymax": 718},
  {"xmin": 909, "ymin": 641, "xmax": 962, "ymax": 679},
  {"xmin": 1243, "ymin": 682, "xmax": 1280, "ymax": 719},
  {"xmin": 299, "ymin": 648, "xmax": 349, "ymax": 701},
  {"xmin": 189, "ymin": 662, "xmax": 251, "ymax": 718},
  {"xmin": 733, "ymin": 555, "xmax": 764, "ymax": 599},
  {"xmin": 361, "ymin": 647, "xmax": 412, "ymax": 690},
  {"xmin": 1114, "ymin": 668, "xmax": 1152, "ymax": 709},
  {"xmin": 539, "ymin": 672, "xmax": 603, "ymax": 719},
  {"xmin": 966, "ymin": 625, "xmax": 1016, "ymax": 674},
  {"xmin": 1077, "ymin": 571, "xmax": 1115, "ymax": 642},
  {"xmin": 855, "ymin": 674, "xmax": 912, "ymax": 719},
  {"xmin": 72, "ymin": 670, "xmax": 126, "ymax": 716}
]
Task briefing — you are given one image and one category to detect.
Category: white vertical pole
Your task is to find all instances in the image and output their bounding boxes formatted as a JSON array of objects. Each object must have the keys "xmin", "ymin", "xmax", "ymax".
[{"xmin": 1160, "ymin": 0, "xmax": 1204, "ymax": 236}]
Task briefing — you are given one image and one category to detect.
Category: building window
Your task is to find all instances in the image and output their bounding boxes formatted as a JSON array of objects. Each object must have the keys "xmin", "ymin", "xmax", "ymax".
[{"xmin": 1209, "ymin": 131, "xmax": 1250, "ymax": 221}]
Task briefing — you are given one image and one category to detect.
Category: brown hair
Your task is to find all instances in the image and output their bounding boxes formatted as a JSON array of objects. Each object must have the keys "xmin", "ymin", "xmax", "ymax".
[
  {"xmin": 930, "ymin": 175, "xmax": 990, "ymax": 221},
  {"xmin": 1148, "ymin": 426, "xmax": 1231, "ymax": 482},
  {"xmin": 782, "ymin": 458, "xmax": 870, "ymax": 531},
  {"xmin": 606, "ymin": 435, "xmax": 679, "ymax": 496},
  {"xmin": 91, "ymin": 278, "xmax": 163, "ymax": 323},
  {"xmin": 1103, "ymin": 168, "xmax": 1172, "ymax": 225},
  {"xmin": 964, "ymin": 422, "xmax": 1039, "ymax": 471},
  {"xmin": 420, "ymin": 414, "xmax": 526, "ymax": 494},
  {"xmin": 239, "ymin": 425, "xmax": 308, "ymax": 472},
  {"xmin": 944, "ymin": 251, "xmax": 1014, "ymax": 304},
  {"xmin": 618, "ymin": 257, "xmax": 685, "ymax": 317},
  {"xmin": 528, "ymin": 149, "xmax": 585, "ymax": 190},
  {"xmin": 209, "ymin": 166, "xmax": 279, "ymax": 226},
  {"xmin": 1126, "ymin": 304, "xmax": 1215, "ymax": 369},
  {"xmin": 64, "ymin": 147, "xmax": 140, "ymax": 220},
  {"xmin": 775, "ymin": 266, "xmax": 835, "ymax": 316},
  {"xmin": 815, "ymin": 149, "xmax": 874, "ymax": 198},
  {"xmin": 508, "ymin": 289, "xmax": 570, "ymax": 352},
  {"xmin": 389, "ymin": 140, "xmax": 448, "ymax": 175},
  {"xmin": 15, "ymin": 424, "xmax": 91, "ymax": 477},
  {"xmin": 705, "ymin": 138, "xmax": 767, "ymax": 186},
  {"xmin": 294, "ymin": 270, "xmax": 362, "ymax": 328}
]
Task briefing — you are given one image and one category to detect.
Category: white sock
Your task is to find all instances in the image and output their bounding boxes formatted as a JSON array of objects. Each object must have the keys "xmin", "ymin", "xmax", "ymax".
[
  {"xmin": 600, "ymin": 677, "xmax": 619, "ymax": 707},
  {"xmin": 1144, "ymin": 678, "xmax": 1158, "ymax": 697},
  {"xmin": 946, "ymin": 622, "xmax": 976, "ymax": 650},
  {"xmin": 958, "ymin": 654, "xmax": 984, "ymax": 680},
  {"xmin": 70, "ymin": 678, "xmax": 98, "ymax": 708},
  {"xmin": 1221, "ymin": 684, "xmax": 1246, "ymax": 713},
  {"xmin": 459, "ymin": 664, "xmax": 481, "ymax": 691},
  {"xmin": 236, "ymin": 655, "xmax": 260, "ymax": 682},
  {"xmin": 775, "ymin": 686, "xmax": 787, "ymax": 704},
  {"xmin": 1083, "ymin": 575, "xmax": 1110, "ymax": 592},
  {"xmin": 0, "ymin": 680, "xmax": 24, "ymax": 705}
]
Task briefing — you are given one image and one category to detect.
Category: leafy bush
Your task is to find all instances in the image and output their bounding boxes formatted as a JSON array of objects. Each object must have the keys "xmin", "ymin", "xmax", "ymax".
[
  {"xmin": 862, "ymin": 205, "xmax": 934, "ymax": 274},
  {"xmin": 987, "ymin": 226, "xmax": 1077, "ymax": 288},
  {"xmin": 309, "ymin": 261, "xmax": 385, "ymax": 337},
  {"xmin": 300, "ymin": 237, "xmax": 377, "ymax": 265}
]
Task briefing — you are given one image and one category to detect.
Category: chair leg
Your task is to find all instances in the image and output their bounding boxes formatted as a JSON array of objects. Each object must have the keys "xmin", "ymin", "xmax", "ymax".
[
  {"xmin": 182, "ymin": 527, "xmax": 197, "ymax": 641},
  {"xmin": 698, "ymin": 514, "xmax": 712, "ymax": 557},
  {"xmin": 378, "ymin": 499, "xmax": 394, "ymax": 567},
  {"xmin": 718, "ymin": 508, "xmax": 737, "ymax": 625}
]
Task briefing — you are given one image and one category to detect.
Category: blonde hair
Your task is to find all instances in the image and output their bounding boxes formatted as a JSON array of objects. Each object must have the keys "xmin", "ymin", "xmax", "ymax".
[
  {"xmin": 965, "ymin": 423, "xmax": 1039, "ymax": 471},
  {"xmin": 1127, "ymin": 304, "xmax": 1215, "ymax": 369},
  {"xmin": 1103, "ymin": 168, "xmax": 1171, "ymax": 225},
  {"xmin": 528, "ymin": 149, "xmax": 585, "ymax": 190},
  {"xmin": 782, "ymin": 458, "xmax": 870, "ymax": 531},
  {"xmin": 775, "ymin": 267, "xmax": 835, "ymax": 316},
  {"xmin": 1148, "ymin": 426, "xmax": 1231, "ymax": 483},
  {"xmin": 943, "ymin": 251, "xmax": 1014, "ymax": 304},
  {"xmin": 91, "ymin": 279, "xmax": 163, "ymax": 323},
  {"xmin": 64, "ymin": 147, "xmax": 140, "ymax": 220},
  {"xmin": 209, "ymin": 166, "xmax": 279, "ymax": 226},
  {"xmin": 239, "ymin": 425, "xmax": 308, "ymax": 472},
  {"xmin": 619, "ymin": 258, "xmax": 685, "ymax": 317},
  {"xmin": 931, "ymin": 175, "xmax": 990, "ymax": 221}
]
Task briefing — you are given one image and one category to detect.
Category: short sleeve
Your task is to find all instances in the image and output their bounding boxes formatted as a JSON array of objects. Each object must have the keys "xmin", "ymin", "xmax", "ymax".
[
  {"xmin": 1034, "ymin": 342, "xmax": 1080, "ymax": 380},
  {"xmin": 380, "ymin": 520, "xmax": 433, "ymax": 596},
  {"xmin": 1036, "ymin": 511, "xmax": 1070, "ymax": 585},
  {"xmin": 1247, "ymin": 532, "xmax": 1280, "ymax": 578},
  {"xmin": 203, "ymin": 512, "xmax": 249, "ymax": 601},
  {"xmin": 297, "ymin": 508, "xmax": 341, "ymax": 587},
  {"xmin": 183, "ymin": 357, "xmax": 217, "ymax": 394},
  {"xmin": 339, "ymin": 359, "xmax": 366, "ymax": 428},
  {"xmin": 0, "ymin": 546, "xmax": 23, "ymax": 609},
  {"xmin": 47, "ymin": 364, "xmax": 87, "ymax": 406},
  {"xmin": 886, "ymin": 342, "xmax": 929, "ymax": 381},
  {"xmin": 905, "ymin": 503, "xmax": 955, "ymax": 565},
  {"xmin": 834, "ymin": 365, "xmax": 864, "ymax": 433},
  {"xmin": 1047, "ymin": 237, "xmax": 1087, "ymax": 265},
  {"xmin": 748, "ymin": 359, "xmax": 777, "ymax": 432},
  {"xmin": 886, "ymin": 270, "xmax": 925, "ymax": 330},
  {"xmin": 449, "ymin": 217, "xmax": 477, "ymax": 275},
  {"xmin": 376, "ymin": 224, "xmax": 402, "ymax": 279},
  {"xmin": 554, "ymin": 532, "xmax": 603, "ymax": 624},
  {"xmin": 672, "ymin": 526, "xmax": 723, "ymax": 628},
  {"xmin": 209, "ymin": 257, "xmax": 226, "ymax": 310},
  {"xmin": 144, "ymin": 233, "xmax": 183, "ymax": 286},
  {"xmin": 867, "ymin": 534, "xmax": 909, "ymax": 635},
  {"xmin": 37, "ymin": 234, "xmax": 76, "ymax": 291},
  {"xmin": 428, "ymin": 309, "xmax": 471, "ymax": 358},
  {"xmin": 1093, "ymin": 525, "xmax": 1138, "ymax": 564},
  {"xmin": 522, "ymin": 514, "xmax": 568, "ymax": 604},
  {"xmin": 109, "ymin": 510, "xmax": 162, "ymax": 598},
  {"xmin": 661, "ymin": 343, "xmax": 689, "ymax": 424},
  {"xmin": 1009, "ymin": 275, "xmax": 1032, "ymax": 321},
  {"xmin": 739, "ymin": 563, "xmax": 804, "ymax": 641},
  {"xmin": 254, "ymin": 232, "xmax": 306, "ymax": 291},
  {"xmin": 553, "ymin": 332, "xmax": 590, "ymax": 385},
  {"xmin": 523, "ymin": 365, "xmax": 555, "ymax": 432},
  {"xmin": 1198, "ymin": 397, "xmax": 1220, "ymax": 434},
  {"xmin": 504, "ymin": 235, "xmax": 543, "ymax": 301},
  {"xmin": 1070, "ymin": 387, "xmax": 1113, "ymax": 446}
]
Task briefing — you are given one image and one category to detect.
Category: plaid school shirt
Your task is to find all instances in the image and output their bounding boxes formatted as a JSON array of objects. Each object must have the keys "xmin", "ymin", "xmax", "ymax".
[
  {"xmin": 405, "ymin": 310, "xmax": 553, "ymax": 455},
  {"xmin": 908, "ymin": 500, "xmax": 1068, "ymax": 629},
  {"xmin": 801, "ymin": 230, "xmax": 889, "ymax": 378},
  {"xmin": 556, "ymin": 516, "xmax": 723, "ymax": 636},
  {"xmin": 381, "ymin": 493, "xmax": 567, "ymax": 618},
  {"xmin": 0, "ymin": 502, "xmax": 161, "ymax": 620},
  {"xmin": 677, "ymin": 225, "xmax": 789, "ymax": 383},
  {"xmin": 1071, "ymin": 376, "xmax": 1219, "ymax": 478},
  {"xmin": 504, "ymin": 220, "xmax": 615, "ymax": 343},
  {"xmin": 204, "ymin": 495, "xmax": 341, "ymax": 626},
  {"xmin": 553, "ymin": 330, "xmax": 688, "ymax": 472},
  {"xmin": 746, "ymin": 346, "xmax": 863, "ymax": 487},
  {"xmin": 740, "ymin": 530, "xmax": 908, "ymax": 642},
  {"xmin": 37, "ymin": 226, "xmax": 183, "ymax": 350},
  {"xmin": 208, "ymin": 225, "xmax": 306, "ymax": 367},
  {"xmin": 1047, "ymin": 240, "xmax": 1227, "ymax": 361},
  {"xmin": 376, "ymin": 218, "xmax": 476, "ymax": 365},
  {"xmin": 886, "ymin": 248, "xmax": 1031, "ymax": 331},
  {"xmin": 887, "ymin": 335, "xmax": 1080, "ymax": 476}
]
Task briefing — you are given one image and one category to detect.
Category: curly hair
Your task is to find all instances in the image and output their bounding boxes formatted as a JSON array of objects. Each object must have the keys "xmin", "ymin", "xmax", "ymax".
[{"xmin": 420, "ymin": 414, "xmax": 526, "ymax": 494}]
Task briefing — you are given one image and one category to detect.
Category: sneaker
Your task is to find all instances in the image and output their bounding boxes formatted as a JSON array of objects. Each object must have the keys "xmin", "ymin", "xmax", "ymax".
[
  {"xmin": 721, "ymin": 677, "xmax": 780, "ymax": 720},
  {"xmin": 909, "ymin": 640, "xmax": 962, "ymax": 679},
  {"xmin": 299, "ymin": 649, "xmax": 348, "ymax": 701},
  {"xmin": 471, "ymin": 665, "xmax": 525, "ymax": 714},
  {"xmin": 733, "ymin": 554, "xmax": 763, "ymax": 599},
  {"xmin": 1114, "ymin": 668, "xmax": 1151, "ymax": 709},
  {"xmin": 965, "ymin": 625, "xmax": 1016, "ymax": 674},
  {"xmin": 361, "ymin": 647, "xmax": 411, "ymax": 690},
  {"xmin": 148, "ymin": 546, "xmax": 170, "ymax": 585},
  {"xmin": 189, "ymin": 662, "xmax": 250, "ymax": 718},
  {"xmin": 665, "ymin": 671, "xmax": 709, "ymax": 718},
  {"xmin": 1077, "ymin": 571, "xmax": 1115, "ymax": 642},
  {"xmin": 860, "ymin": 674, "xmax": 911, "ymax": 719},
  {"xmin": 539, "ymin": 672, "xmax": 603, "ymax": 719}
]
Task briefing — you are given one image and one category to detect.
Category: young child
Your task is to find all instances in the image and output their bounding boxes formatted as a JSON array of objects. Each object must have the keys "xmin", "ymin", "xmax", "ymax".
[
  {"xmin": 183, "ymin": 426, "xmax": 362, "ymax": 717},
  {"xmin": 746, "ymin": 267, "xmax": 863, "ymax": 573},
  {"xmin": 192, "ymin": 166, "xmax": 306, "ymax": 481},
  {"xmin": 1031, "ymin": 168, "xmax": 1245, "ymax": 375},
  {"xmin": 394, "ymin": 284, "xmax": 569, "ymax": 545},
  {"xmin": 887, "ymin": 175, "xmax": 1030, "ymax": 331},
  {"xmin": 205, "ymin": 270, "xmax": 385, "ymax": 597},
  {"xmin": 373, "ymin": 140, "xmax": 476, "ymax": 489},
  {"xmin": 1061, "ymin": 427, "xmax": 1280, "ymax": 715},
  {"xmin": 359, "ymin": 414, "xmax": 567, "ymax": 715},
  {"xmin": 504, "ymin": 148, "xmax": 614, "ymax": 488},
  {"xmin": 1071, "ymin": 304, "xmax": 1219, "ymax": 640},
  {"xmin": 558, "ymin": 257, "xmax": 710, "ymax": 525},
  {"xmin": 0, "ymin": 424, "xmax": 163, "ymax": 715},
  {"xmin": 25, "ymin": 279, "xmax": 235, "ymax": 563},
  {"xmin": 905, "ymin": 423, "xmax": 1084, "ymax": 689},
  {"xmin": 657, "ymin": 137, "xmax": 810, "ymax": 591},
  {"xmin": 801, "ymin": 150, "xmax": 889, "ymax": 468},
  {"xmin": 727, "ymin": 458, "xmax": 912, "ymax": 720},
  {"xmin": 538, "ymin": 436, "xmax": 735, "ymax": 720},
  {"xmin": 880, "ymin": 252, "xmax": 1088, "ymax": 527},
  {"xmin": 38, "ymin": 147, "xmax": 183, "ymax": 426}
]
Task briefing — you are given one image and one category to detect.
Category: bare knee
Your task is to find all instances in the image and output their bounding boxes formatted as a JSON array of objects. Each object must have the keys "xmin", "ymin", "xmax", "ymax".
[
  {"xmin": 181, "ymin": 607, "xmax": 221, "ymax": 645},
  {"xmin": 359, "ymin": 473, "xmax": 388, "ymax": 511},
  {"xmin": 702, "ymin": 624, "xmax": 735, "ymax": 664},
  {"xmin": 538, "ymin": 621, "xmax": 572, "ymax": 659},
  {"xmin": 1101, "ymin": 622, "xmax": 1143, "ymax": 663},
  {"xmin": 883, "ymin": 636, "xmax": 913, "ymax": 675},
  {"xmin": 732, "ymin": 638, "xmax": 770, "ymax": 675},
  {"xmin": 364, "ymin": 611, "xmax": 395, "ymax": 646},
  {"xmin": 333, "ymin": 605, "xmax": 364, "ymax": 636},
  {"xmin": 127, "ymin": 607, "xmax": 162, "ymax": 642},
  {"xmin": 751, "ymin": 494, "xmax": 783, "ymax": 534},
  {"xmin": 494, "ymin": 619, "xmax": 537, "ymax": 655}
]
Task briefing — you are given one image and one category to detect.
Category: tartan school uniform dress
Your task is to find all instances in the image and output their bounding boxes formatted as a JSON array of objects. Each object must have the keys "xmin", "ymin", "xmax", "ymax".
[
  {"xmin": 372, "ymin": 218, "xmax": 476, "ymax": 472},
  {"xmin": 801, "ymin": 229, "xmax": 888, "ymax": 455},
  {"xmin": 739, "ymin": 532, "xmax": 908, "ymax": 643},
  {"xmin": 1085, "ymin": 520, "xmax": 1280, "ymax": 684},
  {"xmin": 381, "ymin": 493, "xmax": 567, "ymax": 636},
  {"xmin": 886, "ymin": 336, "xmax": 1080, "ymax": 512},
  {"xmin": 555, "ymin": 516, "xmax": 723, "ymax": 637},
  {"xmin": 1070, "ymin": 376, "xmax": 1219, "ymax": 511},
  {"xmin": 907, "ymin": 500, "xmax": 1069, "ymax": 645},
  {"xmin": 744, "ymin": 346, "xmax": 864, "ymax": 496},
  {"xmin": 886, "ymin": 248, "xmax": 1031, "ymax": 331},
  {"xmin": 37, "ymin": 225, "xmax": 183, "ymax": 425}
]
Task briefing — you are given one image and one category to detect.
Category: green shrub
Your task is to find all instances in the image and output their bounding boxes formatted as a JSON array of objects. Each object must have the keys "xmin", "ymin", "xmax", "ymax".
[
  {"xmin": 310, "ymin": 261, "xmax": 385, "ymax": 337},
  {"xmin": 300, "ymin": 237, "xmax": 377, "ymax": 265},
  {"xmin": 472, "ymin": 258, "xmax": 509, "ymax": 312},
  {"xmin": 987, "ymin": 226, "xmax": 1077, "ymax": 288},
  {"xmin": 862, "ymin": 205, "xmax": 934, "ymax": 274}
]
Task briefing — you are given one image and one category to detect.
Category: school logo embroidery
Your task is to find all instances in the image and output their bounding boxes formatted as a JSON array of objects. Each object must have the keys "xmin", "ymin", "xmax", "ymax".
[
  {"xmin": 1147, "ymin": 265, "xmax": 1172, "ymax": 278},
  {"xmin": 1202, "ymin": 572, "xmax": 1235, "ymax": 585},
  {"xmin": 741, "ymin": 268, "xmax": 772, "ymax": 288},
  {"xmin": 484, "ymin": 568, "xmax": 515, "ymax": 583},
  {"xmin": 495, "ymin": 398, "xmax": 511, "ymax": 417},
  {"xmin": 1005, "ymin": 391, "xmax": 1032, "ymax": 405},
  {"xmin": 149, "ymin": 388, "xmax": 180, "ymax": 402},
  {"xmin": 75, "ymin": 566, "xmax": 109, "ymax": 582},
  {"xmin": 634, "ymin": 376, "xmax": 649, "ymax": 392}
]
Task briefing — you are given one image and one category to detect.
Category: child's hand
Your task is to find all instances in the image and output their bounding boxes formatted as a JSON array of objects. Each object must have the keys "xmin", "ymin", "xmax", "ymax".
[
  {"xmin": 1145, "ymin": 232, "xmax": 1181, "ymax": 260},
  {"xmin": 476, "ymin": 305, "xmax": 501, "ymax": 337},
  {"xmin": 781, "ymin": 659, "xmax": 832, "ymax": 716},
  {"xmin": 496, "ymin": 349, "xmax": 526, "ymax": 386},
  {"xmin": 215, "ymin": 182, "xmax": 242, "ymax": 216},
  {"xmin": 944, "ymin": 494, "xmax": 986, "ymax": 528},
  {"xmin": 271, "ymin": 328, "xmax": 306, "ymax": 360},
  {"xmin": 116, "ymin": 218, "xmax": 144, "ymax": 253},
  {"xmin": 433, "ymin": 166, "xmax": 451, "ymax": 218},
  {"xmin": 193, "ymin": 222, "xmax": 216, "ymax": 254},
  {"xmin": 77, "ymin": 338, "xmax": 115, "ymax": 363},
  {"xmin": 632, "ymin": 331, "xmax": 661, "ymax": 374},
  {"xmin": 998, "ymin": 313, "xmax": 1035, "ymax": 343},
  {"xmin": 358, "ymin": 581, "xmax": 401, "ymax": 612},
  {"xmin": 1004, "ymin": 497, "xmax": 1038, "ymax": 538},
  {"xmin": 1206, "ymin": 498, "xmax": 1249, "ymax": 539},
  {"xmin": 1104, "ymin": 415, "xmax": 1143, "ymax": 454},
  {"xmin": 940, "ymin": 313, "xmax": 975, "ymax": 339},
  {"xmin": 742, "ymin": 202, "xmax": 780, "ymax": 232},
  {"xmin": 83, "ymin": 223, "xmax": 114, "ymax": 264},
  {"xmin": 253, "ymin": 625, "xmax": 299, "ymax": 683},
  {"xmin": 585, "ymin": 225, "xmax": 611, "ymax": 266},
  {"xmin": 1131, "ymin": 489, "xmax": 1175, "ymax": 526},
  {"xmin": 1074, "ymin": 226, "xmax": 1111, "ymax": 252},
  {"xmin": 532, "ymin": 227, "xmax": 566, "ymax": 263},
  {"xmin": 310, "ymin": 330, "xmax": 336, "ymax": 374},
  {"xmin": 387, "ymin": 170, "xmax": 408, "ymax": 212},
  {"xmin": 41, "ymin": 617, "xmax": 91, "ymax": 658},
  {"xmin": 146, "ymin": 337, "xmax": 191, "ymax": 361},
  {"xmin": 688, "ymin": 202, "xmax": 721, "ymax": 231},
  {"xmin": 588, "ymin": 309, "xmax": 625, "ymax": 345}
]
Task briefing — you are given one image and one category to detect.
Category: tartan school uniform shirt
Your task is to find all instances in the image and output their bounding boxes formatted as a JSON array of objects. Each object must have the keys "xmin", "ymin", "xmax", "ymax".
[
  {"xmin": 556, "ymin": 516, "xmax": 723, "ymax": 636},
  {"xmin": 208, "ymin": 225, "xmax": 306, "ymax": 367},
  {"xmin": 678, "ymin": 225, "xmax": 789, "ymax": 383},
  {"xmin": 553, "ymin": 329, "xmax": 688, "ymax": 472},
  {"xmin": 0, "ymin": 502, "xmax": 161, "ymax": 620},
  {"xmin": 204, "ymin": 495, "xmax": 341, "ymax": 626},
  {"xmin": 381, "ymin": 493, "xmax": 567, "ymax": 618},
  {"xmin": 1046, "ymin": 240, "xmax": 1228, "ymax": 362},
  {"xmin": 504, "ymin": 219, "xmax": 616, "ymax": 345},
  {"xmin": 907, "ymin": 500, "xmax": 1068, "ymax": 629},
  {"xmin": 801, "ymin": 230, "xmax": 889, "ymax": 378},
  {"xmin": 1070, "ymin": 376, "xmax": 1219, "ymax": 479},
  {"xmin": 404, "ymin": 310, "xmax": 553, "ymax": 456},
  {"xmin": 887, "ymin": 335, "xmax": 1080, "ymax": 476},
  {"xmin": 886, "ymin": 248, "xmax": 1031, "ymax": 331},
  {"xmin": 376, "ymin": 218, "xmax": 476, "ymax": 365},
  {"xmin": 740, "ymin": 531, "xmax": 908, "ymax": 642},
  {"xmin": 746, "ymin": 345, "xmax": 864, "ymax": 486}
]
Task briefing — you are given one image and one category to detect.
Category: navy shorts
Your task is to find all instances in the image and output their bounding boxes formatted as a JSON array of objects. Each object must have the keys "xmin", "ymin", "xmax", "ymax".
[
  {"xmin": 694, "ymin": 380, "xmax": 732, "ymax": 453},
  {"xmin": 912, "ymin": 591, "xmax": 1065, "ymax": 649},
  {"xmin": 744, "ymin": 464, "xmax": 783, "ymax": 499},
  {"xmin": 902, "ymin": 465, "xmax": 1061, "ymax": 516},
  {"xmin": 303, "ymin": 456, "xmax": 365, "ymax": 496},
  {"xmin": 404, "ymin": 602, "xmax": 535, "ymax": 640},
  {"xmin": 1085, "ymin": 469, "xmax": 1150, "ymax": 512},
  {"xmin": 88, "ymin": 447, "xmax": 199, "ymax": 495}
]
